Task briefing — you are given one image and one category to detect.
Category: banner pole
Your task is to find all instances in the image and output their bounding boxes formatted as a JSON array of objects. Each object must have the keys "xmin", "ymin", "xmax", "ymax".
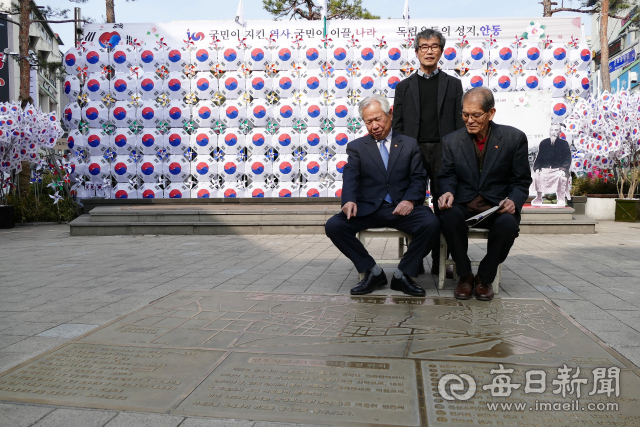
[{"xmin": 323, "ymin": 16, "xmax": 327, "ymax": 47}]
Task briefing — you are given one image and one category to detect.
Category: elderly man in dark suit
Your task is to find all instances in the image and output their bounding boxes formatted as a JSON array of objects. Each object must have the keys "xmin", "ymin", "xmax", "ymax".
[
  {"xmin": 437, "ymin": 87, "xmax": 532, "ymax": 301},
  {"xmin": 392, "ymin": 28, "xmax": 465, "ymax": 275},
  {"xmin": 325, "ymin": 95, "xmax": 441, "ymax": 296}
]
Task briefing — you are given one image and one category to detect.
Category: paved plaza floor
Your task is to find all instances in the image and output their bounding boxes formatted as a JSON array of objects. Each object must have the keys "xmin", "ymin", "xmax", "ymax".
[{"xmin": 0, "ymin": 221, "xmax": 639, "ymax": 426}]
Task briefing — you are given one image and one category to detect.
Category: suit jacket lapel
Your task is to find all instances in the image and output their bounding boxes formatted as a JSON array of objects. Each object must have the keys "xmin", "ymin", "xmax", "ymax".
[
  {"xmin": 461, "ymin": 132, "xmax": 481, "ymax": 182},
  {"xmin": 409, "ymin": 73, "xmax": 420, "ymax": 113},
  {"xmin": 479, "ymin": 123, "xmax": 502, "ymax": 187},
  {"xmin": 437, "ymin": 72, "xmax": 448, "ymax": 118},
  {"xmin": 386, "ymin": 133, "xmax": 404, "ymax": 179},
  {"xmin": 364, "ymin": 135, "xmax": 387, "ymax": 176}
]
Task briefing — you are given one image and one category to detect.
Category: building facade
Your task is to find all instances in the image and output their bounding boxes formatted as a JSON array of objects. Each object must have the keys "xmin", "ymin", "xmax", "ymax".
[
  {"xmin": 0, "ymin": 0, "xmax": 65, "ymax": 114},
  {"xmin": 591, "ymin": 1, "xmax": 640, "ymax": 92}
]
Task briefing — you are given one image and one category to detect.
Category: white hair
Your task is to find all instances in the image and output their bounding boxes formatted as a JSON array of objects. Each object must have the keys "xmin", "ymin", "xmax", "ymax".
[{"xmin": 358, "ymin": 95, "xmax": 391, "ymax": 119}]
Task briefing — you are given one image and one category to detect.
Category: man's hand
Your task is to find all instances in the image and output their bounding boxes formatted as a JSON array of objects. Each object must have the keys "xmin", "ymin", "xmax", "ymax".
[
  {"xmin": 392, "ymin": 200, "xmax": 414, "ymax": 216},
  {"xmin": 498, "ymin": 198, "xmax": 516, "ymax": 214},
  {"xmin": 438, "ymin": 192, "xmax": 454, "ymax": 210},
  {"xmin": 342, "ymin": 202, "xmax": 357, "ymax": 220}
]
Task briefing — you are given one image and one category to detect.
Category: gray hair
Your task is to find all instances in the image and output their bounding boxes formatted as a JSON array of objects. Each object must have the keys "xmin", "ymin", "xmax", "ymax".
[
  {"xmin": 358, "ymin": 95, "xmax": 391, "ymax": 118},
  {"xmin": 414, "ymin": 29, "xmax": 446, "ymax": 51},
  {"xmin": 462, "ymin": 87, "xmax": 495, "ymax": 112}
]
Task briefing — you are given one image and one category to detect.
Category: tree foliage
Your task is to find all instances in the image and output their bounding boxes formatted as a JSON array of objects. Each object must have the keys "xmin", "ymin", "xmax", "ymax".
[
  {"xmin": 541, "ymin": 1, "xmax": 635, "ymax": 92},
  {"xmin": 540, "ymin": 0, "xmax": 633, "ymax": 18},
  {"xmin": 263, "ymin": 0, "xmax": 379, "ymax": 20}
]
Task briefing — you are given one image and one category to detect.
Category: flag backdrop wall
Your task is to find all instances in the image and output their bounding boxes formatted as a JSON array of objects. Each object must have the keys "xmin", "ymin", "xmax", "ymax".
[{"xmin": 64, "ymin": 17, "xmax": 585, "ymax": 199}]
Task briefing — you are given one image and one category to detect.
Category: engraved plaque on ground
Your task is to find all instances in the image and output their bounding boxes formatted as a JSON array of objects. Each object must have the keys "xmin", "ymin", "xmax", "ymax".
[
  {"xmin": 0, "ymin": 291, "xmax": 636, "ymax": 426},
  {"xmin": 78, "ymin": 291, "xmax": 626, "ymax": 368},
  {"xmin": 0, "ymin": 343, "xmax": 224, "ymax": 411},
  {"xmin": 422, "ymin": 361, "xmax": 640, "ymax": 426},
  {"xmin": 175, "ymin": 352, "xmax": 420, "ymax": 426}
]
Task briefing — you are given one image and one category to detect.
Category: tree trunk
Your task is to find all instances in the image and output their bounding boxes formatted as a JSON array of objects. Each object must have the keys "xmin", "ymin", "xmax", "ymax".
[
  {"xmin": 600, "ymin": 0, "xmax": 611, "ymax": 92},
  {"xmin": 18, "ymin": 0, "xmax": 32, "ymax": 106},
  {"xmin": 541, "ymin": 0, "xmax": 553, "ymax": 17},
  {"xmin": 106, "ymin": 0, "xmax": 115, "ymax": 23}
]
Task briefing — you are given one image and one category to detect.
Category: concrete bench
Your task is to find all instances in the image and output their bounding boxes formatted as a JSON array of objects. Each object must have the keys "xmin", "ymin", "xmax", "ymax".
[
  {"xmin": 438, "ymin": 228, "xmax": 501, "ymax": 294},
  {"xmin": 356, "ymin": 228, "xmax": 412, "ymax": 280}
]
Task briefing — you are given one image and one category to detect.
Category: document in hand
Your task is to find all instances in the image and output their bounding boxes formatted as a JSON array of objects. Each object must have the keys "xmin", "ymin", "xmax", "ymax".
[{"xmin": 465, "ymin": 205, "xmax": 500, "ymax": 228}]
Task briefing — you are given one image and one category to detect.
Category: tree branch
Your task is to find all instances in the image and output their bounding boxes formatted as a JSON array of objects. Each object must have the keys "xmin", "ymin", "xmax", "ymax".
[
  {"xmin": 32, "ymin": 19, "xmax": 91, "ymax": 23},
  {"xmin": 0, "ymin": 16, "xmax": 22, "ymax": 27},
  {"xmin": 551, "ymin": 6, "xmax": 627, "ymax": 19}
]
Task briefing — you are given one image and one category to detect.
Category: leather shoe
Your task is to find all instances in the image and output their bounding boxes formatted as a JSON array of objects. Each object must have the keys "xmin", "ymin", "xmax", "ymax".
[
  {"xmin": 454, "ymin": 274, "xmax": 474, "ymax": 300},
  {"xmin": 351, "ymin": 269, "xmax": 388, "ymax": 295},
  {"xmin": 390, "ymin": 273, "xmax": 426, "ymax": 296},
  {"xmin": 430, "ymin": 263, "xmax": 454, "ymax": 279},
  {"xmin": 473, "ymin": 275, "xmax": 495, "ymax": 301}
]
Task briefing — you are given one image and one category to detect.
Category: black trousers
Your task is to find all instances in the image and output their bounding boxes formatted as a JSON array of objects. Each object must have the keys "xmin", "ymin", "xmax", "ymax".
[
  {"xmin": 419, "ymin": 142, "xmax": 444, "ymax": 264},
  {"xmin": 325, "ymin": 203, "xmax": 441, "ymax": 278},
  {"xmin": 439, "ymin": 203, "xmax": 520, "ymax": 284}
]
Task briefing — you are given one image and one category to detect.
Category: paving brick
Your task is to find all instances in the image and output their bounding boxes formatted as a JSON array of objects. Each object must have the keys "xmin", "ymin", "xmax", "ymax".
[
  {"xmin": 104, "ymin": 412, "xmax": 184, "ymax": 427},
  {"xmin": 31, "ymin": 408, "xmax": 116, "ymax": 427},
  {"xmin": 0, "ymin": 403, "xmax": 53, "ymax": 427}
]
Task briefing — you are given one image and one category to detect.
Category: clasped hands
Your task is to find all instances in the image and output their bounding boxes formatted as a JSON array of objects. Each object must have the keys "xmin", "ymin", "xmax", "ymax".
[
  {"xmin": 438, "ymin": 192, "xmax": 516, "ymax": 214},
  {"xmin": 342, "ymin": 200, "xmax": 414, "ymax": 220}
]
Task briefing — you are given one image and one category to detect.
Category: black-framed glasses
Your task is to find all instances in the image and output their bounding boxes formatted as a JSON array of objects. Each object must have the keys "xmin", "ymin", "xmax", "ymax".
[
  {"xmin": 417, "ymin": 44, "xmax": 441, "ymax": 53},
  {"xmin": 461, "ymin": 111, "xmax": 487, "ymax": 121}
]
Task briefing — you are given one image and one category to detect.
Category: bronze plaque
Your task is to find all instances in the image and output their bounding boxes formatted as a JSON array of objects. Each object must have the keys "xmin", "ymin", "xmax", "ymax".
[
  {"xmin": 422, "ymin": 360, "xmax": 640, "ymax": 426},
  {"xmin": 77, "ymin": 292, "xmax": 627, "ymax": 368},
  {"xmin": 174, "ymin": 352, "xmax": 420, "ymax": 426},
  {"xmin": 0, "ymin": 291, "xmax": 636, "ymax": 425},
  {"xmin": 0, "ymin": 343, "xmax": 224, "ymax": 412}
]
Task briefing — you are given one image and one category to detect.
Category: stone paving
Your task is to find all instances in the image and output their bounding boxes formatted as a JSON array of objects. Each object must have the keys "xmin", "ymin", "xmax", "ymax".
[{"xmin": 0, "ymin": 221, "xmax": 639, "ymax": 426}]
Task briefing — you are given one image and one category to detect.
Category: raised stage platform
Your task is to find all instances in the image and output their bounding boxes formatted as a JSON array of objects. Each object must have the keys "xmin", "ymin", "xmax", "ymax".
[{"xmin": 69, "ymin": 199, "xmax": 597, "ymax": 236}]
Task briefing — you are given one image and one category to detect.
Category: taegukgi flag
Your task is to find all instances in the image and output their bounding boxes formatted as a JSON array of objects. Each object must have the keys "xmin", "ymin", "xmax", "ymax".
[{"xmin": 235, "ymin": 0, "xmax": 245, "ymax": 27}]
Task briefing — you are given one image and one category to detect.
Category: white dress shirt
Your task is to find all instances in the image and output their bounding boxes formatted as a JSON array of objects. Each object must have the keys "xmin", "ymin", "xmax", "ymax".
[{"xmin": 376, "ymin": 132, "xmax": 392, "ymax": 151}]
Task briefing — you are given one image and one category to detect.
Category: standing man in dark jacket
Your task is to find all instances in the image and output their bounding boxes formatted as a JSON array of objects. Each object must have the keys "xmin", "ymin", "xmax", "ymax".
[
  {"xmin": 325, "ymin": 95, "xmax": 441, "ymax": 297},
  {"xmin": 392, "ymin": 28, "xmax": 465, "ymax": 275},
  {"xmin": 437, "ymin": 87, "xmax": 532, "ymax": 301}
]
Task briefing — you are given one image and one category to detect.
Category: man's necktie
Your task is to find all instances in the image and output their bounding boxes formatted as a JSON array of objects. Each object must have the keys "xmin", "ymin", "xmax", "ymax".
[{"xmin": 379, "ymin": 139, "xmax": 394, "ymax": 203}]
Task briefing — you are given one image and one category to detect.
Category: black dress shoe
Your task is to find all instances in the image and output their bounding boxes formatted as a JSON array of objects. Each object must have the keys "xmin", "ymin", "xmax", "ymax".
[
  {"xmin": 351, "ymin": 269, "xmax": 388, "ymax": 295},
  {"xmin": 390, "ymin": 273, "xmax": 426, "ymax": 296}
]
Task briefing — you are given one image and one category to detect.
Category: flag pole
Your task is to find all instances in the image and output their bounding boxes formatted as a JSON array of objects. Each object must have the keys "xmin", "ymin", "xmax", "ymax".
[{"xmin": 323, "ymin": 16, "xmax": 327, "ymax": 47}]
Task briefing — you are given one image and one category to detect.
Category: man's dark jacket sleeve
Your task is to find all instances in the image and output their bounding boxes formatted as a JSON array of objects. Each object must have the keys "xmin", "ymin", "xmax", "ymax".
[
  {"xmin": 508, "ymin": 132, "xmax": 532, "ymax": 211},
  {"xmin": 437, "ymin": 134, "xmax": 458, "ymax": 197},
  {"xmin": 341, "ymin": 143, "xmax": 360, "ymax": 207}
]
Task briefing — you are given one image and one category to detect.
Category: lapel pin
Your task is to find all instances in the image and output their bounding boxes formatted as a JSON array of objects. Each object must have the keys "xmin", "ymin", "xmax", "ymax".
[
  {"xmin": 495, "ymin": 145, "xmax": 499, "ymax": 148},
  {"xmin": 395, "ymin": 145, "xmax": 397, "ymax": 147}
]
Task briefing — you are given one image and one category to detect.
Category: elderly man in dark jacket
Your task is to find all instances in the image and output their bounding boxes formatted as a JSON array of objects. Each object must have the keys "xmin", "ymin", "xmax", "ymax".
[
  {"xmin": 325, "ymin": 95, "xmax": 441, "ymax": 297},
  {"xmin": 437, "ymin": 87, "xmax": 532, "ymax": 301}
]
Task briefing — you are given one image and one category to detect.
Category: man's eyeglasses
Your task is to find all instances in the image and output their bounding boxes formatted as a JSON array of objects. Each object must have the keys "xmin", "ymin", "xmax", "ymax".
[
  {"xmin": 417, "ymin": 44, "xmax": 441, "ymax": 53},
  {"xmin": 461, "ymin": 111, "xmax": 487, "ymax": 121}
]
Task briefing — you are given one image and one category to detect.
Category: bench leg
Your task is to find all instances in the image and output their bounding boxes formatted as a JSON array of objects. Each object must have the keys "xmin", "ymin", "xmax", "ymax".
[
  {"xmin": 398, "ymin": 237, "xmax": 404, "ymax": 258},
  {"xmin": 358, "ymin": 232, "xmax": 365, "ymax": 280},
  {"xmin": 438, "ymin": 234, "xmax": 446, "ymax": 290},
  {"xmin": 493, "ymin": 264, "xmax": 502, "ymax": 294}
]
